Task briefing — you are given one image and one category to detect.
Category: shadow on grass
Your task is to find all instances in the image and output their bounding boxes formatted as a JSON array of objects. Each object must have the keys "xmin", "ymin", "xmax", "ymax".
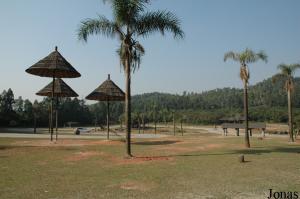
[
  {"xmin": 132, "ymin": 146, "xmax": 300, "ymax": 159},
  {"xmin": 0, "ymin": 145, "xmax": 40, "ymax": 150},
  {"xmin": 235, "ymin": 146, "xmax": 300, "ymax": 155},
  {"xmin": 0, "ymin": 155, "xmax": 9, "ymax": 158},
  {"xmin": 133, "ymin": 140, "xmax": 179, "ymax": 145}
]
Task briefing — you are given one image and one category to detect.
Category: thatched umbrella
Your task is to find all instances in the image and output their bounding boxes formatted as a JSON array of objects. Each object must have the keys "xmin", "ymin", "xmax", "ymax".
[
  {"xmin": 86, "ymin": 74, "xmax": 125, "ymax": 139},
  {"xmin": 36, "ymin": 78, "xmax": 78, "ymax": 140},
  {"xmin": 25, "ymin": 46, "xmax": 81, "ymax": 141}
]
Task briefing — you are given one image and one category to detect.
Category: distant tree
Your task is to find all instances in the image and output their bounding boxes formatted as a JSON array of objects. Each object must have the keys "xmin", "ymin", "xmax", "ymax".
[
  {"xmin": 0, "ymin": 89, "xmax": 16, "ymax": 125},
  {"xmin": 14, "ymin": 96, "xmax": 24, "ymax": 114},
  {"xmin": 272, "ymin": 63, "xmax": 300, "ymax": 142},
  {"xmin": 23, "ymin": 99, "xmax": 33, "ymax": 125},
  {"xmin": 224, "ymin": 48, "xmax": 267, "ymax": 148}
]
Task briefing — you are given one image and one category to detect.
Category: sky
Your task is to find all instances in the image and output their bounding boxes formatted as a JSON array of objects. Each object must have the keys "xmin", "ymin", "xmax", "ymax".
[{"xmin": 0, "ymin": 0, "xmax": 299, "ymax": 102}]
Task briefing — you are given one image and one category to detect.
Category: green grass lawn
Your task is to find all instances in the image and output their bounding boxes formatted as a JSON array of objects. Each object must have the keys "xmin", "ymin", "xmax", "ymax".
[{"xmin": 0, "ymin": 132, "xmax": 299, "ymax": 199}]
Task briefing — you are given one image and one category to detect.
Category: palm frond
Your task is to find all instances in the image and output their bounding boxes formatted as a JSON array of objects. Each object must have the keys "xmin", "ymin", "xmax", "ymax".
[
  {"xmin": 223, "ymin": 51, "xmax": 240, "ymax": 62},
  {"xmin": 131, "ymin": 42, "xmax": 145, "ymax": 72},
  {"xmin": 290, "ymin": 63, "xmax": 300, "ymax": 73},
  {"xmin": 78, "ymin": 15, "xmax": 123, "ymax": 42},
  {"xmin": 135, "ymin": 10, "xmax": 184, "ymax": 39},
  {"xmin": 241, "ymin": 48, "xmax": 256, "ymax": 63},
  {"xmin": 224, "ymin": 48, "xmax": 268, "ymax": 64},
  {"xmin": 103, "ymin": 0, "xmax": 149, "ymax": 25},
  {"xmin": 116, "ymin": 41, "xmax": 145, "ymax": 72},
  {"xmin": 277, "ymin": 64, "xmax": 292, "ymax": 76},
  {"xmin": 133, "ymin": 41, "xmax": 145, "ymax": 54},
  {"xmin": 256, "ymin": 50, "xmax": 268, "ymax": 63}
]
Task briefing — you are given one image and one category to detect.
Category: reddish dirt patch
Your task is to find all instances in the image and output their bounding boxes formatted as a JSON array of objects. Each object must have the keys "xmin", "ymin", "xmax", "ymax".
[
  {"xmin": 65, "ymin": 151, "xmax": 104, "ymax": 162},
  {"xmin": 156, "ymin": 143, "xmax": 225, "ymax": 154},
  {"xmin": 108, "ymin": 155, "xmax": 173, "ymax": 165}
]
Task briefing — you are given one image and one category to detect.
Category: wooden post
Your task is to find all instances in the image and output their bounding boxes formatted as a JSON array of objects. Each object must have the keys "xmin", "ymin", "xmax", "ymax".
[
  {"xmin": 249, "ymin": 129, "xmax": 252, "ymax": 137},
  {"xmin": 236, "ymin": 128, "xmax": 239, "ymax": 136},
  {"xmin": 262, "ymin": 128, "xmax": 265, "ymax": 138},
  {"xmin": 239, "ymin": 155, "xmax": 245, "ymax": 163}
]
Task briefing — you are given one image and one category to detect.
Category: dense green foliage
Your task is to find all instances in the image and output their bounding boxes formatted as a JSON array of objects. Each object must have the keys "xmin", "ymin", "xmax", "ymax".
[{"xmin": 1, "ymin": 76, "xmax": 300, "ymax": 127}]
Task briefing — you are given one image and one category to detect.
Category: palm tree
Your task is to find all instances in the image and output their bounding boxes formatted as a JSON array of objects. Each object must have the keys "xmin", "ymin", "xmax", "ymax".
[
  {"xmin": 272, "ymin": 63, "xmax": 300, "ymax": 142},
  {"xmin": 224, "ymin": 48, "xmax": 267, "ymax": 148},
  {"xmin": 78, "ymin": 0, "xmax": 184, "ymax": 156}
]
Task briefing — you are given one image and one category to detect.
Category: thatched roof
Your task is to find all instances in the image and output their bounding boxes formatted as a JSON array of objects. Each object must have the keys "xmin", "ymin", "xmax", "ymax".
[
  {"xmin": 219, "ymin": 116, "xmax": 245, "ymax": 122},
  {"xmin": 86, "ymin": 74, "xmax": 125, "ymax": 101},
  {"xmin": 221, "ymin": 123, "xmax": 266, "ymax": 129},
  {"xmin": 36, "ymin": 78, "xmax": 78, "ymax": 97},
  {"xmin": 25, "ymin": 46, "xmax": 81, "ymax": 78}
]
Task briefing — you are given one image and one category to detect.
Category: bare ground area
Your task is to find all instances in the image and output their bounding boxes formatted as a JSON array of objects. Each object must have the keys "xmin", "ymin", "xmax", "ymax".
[{"xmin": 0, "ymin": 126, "xmax": 299, "ymax": 199}]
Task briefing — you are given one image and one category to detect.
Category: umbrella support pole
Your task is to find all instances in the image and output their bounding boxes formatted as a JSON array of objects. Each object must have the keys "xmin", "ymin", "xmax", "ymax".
[
  {"xmin": 48, "ymin": 106, "xmax": 50, "ymax": 134},
  {"xmin": 55, "ymin": 96, "xmax": 58, "ymax": 141},
  {"xmin": 107, "ymin": 100, "xmax": 110, "ymax": 140},
  {"xmin": 50, "ymin": 76, "xmax": 55, "ymax": 141}
]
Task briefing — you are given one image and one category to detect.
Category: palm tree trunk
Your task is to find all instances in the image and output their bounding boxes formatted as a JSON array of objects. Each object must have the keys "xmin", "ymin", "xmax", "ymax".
[
  {"xmin": 125, "ymin": 58, "xmax": 132, "ymax": 156},
  {"xmin": 154, "ymin": 116, "xmax": 157, "ymax": 135},
  {"xmin": 138, "ymin": 117, "xmax": 141, "ymax": 134},
  {"xmin": 287, "ymin": 89, "xmax": 294, "ymax": 142},
  {"xmin": 244, "ymin": 83, "xmax": 250, "ymax": 148},
  {"xmin": 142, "ymin": 115, "xmax": 145, "ymax": 134}
]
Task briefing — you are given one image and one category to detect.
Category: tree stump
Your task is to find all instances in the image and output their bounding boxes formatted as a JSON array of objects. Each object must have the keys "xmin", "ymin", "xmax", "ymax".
[{"xmin": 239, "ymin": 155, "xmax": 245, "ymax": 163}]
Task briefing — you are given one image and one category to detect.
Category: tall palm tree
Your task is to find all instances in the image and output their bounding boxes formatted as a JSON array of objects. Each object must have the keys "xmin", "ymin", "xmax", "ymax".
[
  {"xmin": 272, "ymin": 63, "xmax": 300, "ymax": 142},
  {"xmin": 78, "ymin": 0, "xmax": 184, "ymax": 156},
  {"xmin": 224, "ymin": 48, "xmax": 267, "ymax": 148}
]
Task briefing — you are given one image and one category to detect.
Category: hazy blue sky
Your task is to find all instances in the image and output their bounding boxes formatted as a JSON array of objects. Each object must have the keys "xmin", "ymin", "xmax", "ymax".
[{"xmin": 0, "ymin": 0, "xmax": 299, "ymax": 102}]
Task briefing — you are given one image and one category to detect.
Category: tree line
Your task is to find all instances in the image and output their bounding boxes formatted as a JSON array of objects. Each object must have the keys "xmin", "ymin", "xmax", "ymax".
[{"xmin": 1, "ymin": 75, "xmax": 300, "ymax": 128}]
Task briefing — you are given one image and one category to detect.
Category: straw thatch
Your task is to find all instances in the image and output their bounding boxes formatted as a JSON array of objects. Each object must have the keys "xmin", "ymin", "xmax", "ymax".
[
  {"xmin": 36, "ymin": 78, "xmax": 78, "ymax": 97},
  {"xmin": 86, "ymin": 74, "xmax": 125, "ymax": 101},
  {"xmin": 25, "ymin": 47, "xmax": 81, "ymax": 78}
]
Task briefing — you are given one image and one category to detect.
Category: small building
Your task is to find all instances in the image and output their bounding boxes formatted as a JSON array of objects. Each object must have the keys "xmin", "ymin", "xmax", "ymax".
[{"xmin": 221, "ymin": 122, "xmax": 266, "ymax": 137}]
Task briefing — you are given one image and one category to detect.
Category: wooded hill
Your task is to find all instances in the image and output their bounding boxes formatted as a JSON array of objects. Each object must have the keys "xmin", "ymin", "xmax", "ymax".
[{"xmin": 1, "ymin": 75, "xmax": 300, "ymax": 127}]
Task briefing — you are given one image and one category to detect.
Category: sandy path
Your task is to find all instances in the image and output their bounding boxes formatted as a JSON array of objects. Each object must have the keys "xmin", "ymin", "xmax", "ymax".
[{"xmin": 0, "ymin": 132, "xmax": 168, "ymax": 139}]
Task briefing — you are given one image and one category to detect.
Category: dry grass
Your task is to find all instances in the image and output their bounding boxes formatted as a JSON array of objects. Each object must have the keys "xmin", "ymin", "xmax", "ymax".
[{"xmin": 0, "ymin": 130, "xmax": 299, "ymax": 199}]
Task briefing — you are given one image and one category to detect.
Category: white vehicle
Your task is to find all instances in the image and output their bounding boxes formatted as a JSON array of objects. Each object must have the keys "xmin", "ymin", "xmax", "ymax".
[{"xmin": 74, "ymin": 127, "xmax": 91, "ymax": 135}]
